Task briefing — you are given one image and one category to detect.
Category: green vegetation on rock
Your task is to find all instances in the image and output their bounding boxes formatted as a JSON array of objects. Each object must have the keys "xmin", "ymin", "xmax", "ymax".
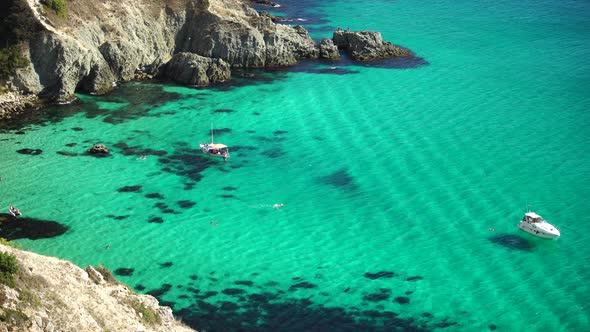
[
  {"xmin": 0, "ymin": 251, "xmax": 19, "ymax": 288},
  {"xmin": 42, "ymin": 0, "xmax": 68, "ymax": 18},
  {"xmin": 0, "ymin": 44, "xmax": 29, "ymax": 79},
  {"xmin": 126, "ymin": 298, "xmax": 162, "ymax": 326}
]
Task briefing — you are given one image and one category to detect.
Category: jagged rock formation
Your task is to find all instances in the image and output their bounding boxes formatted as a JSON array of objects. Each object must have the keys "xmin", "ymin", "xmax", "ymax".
[
  {"xmin": 1, "ymin": 0, "xmax": 420, "ymax": 111},
  {"xmin": 87, "ymin": 143, "xmax": 110, "ymax": 155},
  {"xmin": 319, "ymin": 38, "xmax": 340, "ymax": 59},
  {"xmin": 6, "ymin": 0, "xmax": 319, "ymax": 103},
  {"xmin": 332, "ymin": 27, "xmax": 412, "ymax": 60},
  {"xmin": 163, "ymin": 52, "xmax": 231, "ymax": 86},
  {"xmin": 0, "ymin": 92, "xmax": 40, "ymax": 120},
  {"xmin": 0, "ymin": 244, "xmax": 195, "ymax": 332}
]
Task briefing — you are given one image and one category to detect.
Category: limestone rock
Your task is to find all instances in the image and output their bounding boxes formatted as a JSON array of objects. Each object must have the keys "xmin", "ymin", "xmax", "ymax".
[
  {"xmin": 87, "ymin": 144, "xmax": 110, "ymax": 155},
  {"xmin": 0, "ymin": 244, "xmax": 195, "ymax": 332},
  {"xmin": 319, "ymin": 38, "xmax": 340, "ymax": 59},
  {"xmin": 85, "ymin": 266, "xmax": 105, "ymax": 285},
  {"xmin": 332, "ymin": 28, "xmax": 411, "ymax": 61},
  {"xmin": 163, "ymin": 52, "xmax": 231, "ymax": 86}
]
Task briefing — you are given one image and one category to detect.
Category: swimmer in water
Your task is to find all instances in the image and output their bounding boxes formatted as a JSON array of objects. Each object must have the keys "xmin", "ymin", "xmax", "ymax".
[{"xmin": 273, "ymin": 203, "xmax": 284, "ymax": 210}]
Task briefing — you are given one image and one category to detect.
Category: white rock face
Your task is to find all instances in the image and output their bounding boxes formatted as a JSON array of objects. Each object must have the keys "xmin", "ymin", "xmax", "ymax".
[{"xmin": 0, "ymin": 244, "xmax": 196, "ymax": 332}]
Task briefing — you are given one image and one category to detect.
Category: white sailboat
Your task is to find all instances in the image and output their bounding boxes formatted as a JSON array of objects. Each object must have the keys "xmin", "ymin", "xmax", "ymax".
[{"xmin": 199, "ymin": 125, "xmax": 229, "ymax": 161}]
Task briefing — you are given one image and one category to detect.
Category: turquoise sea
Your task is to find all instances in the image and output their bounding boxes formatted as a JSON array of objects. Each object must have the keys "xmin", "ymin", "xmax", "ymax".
[{"xmin": 1, "ymin": 0, "xmax": 589, "ymax": 330}]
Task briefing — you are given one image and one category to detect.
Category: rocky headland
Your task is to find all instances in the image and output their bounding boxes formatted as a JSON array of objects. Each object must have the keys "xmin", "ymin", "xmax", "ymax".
[
  {"xmin": 0, "ymin": 0, "xmax": 420, "ymax": 118},
  {"xmin": 0, "ymin": 243, "xmax": 196, "ymax": 332}
]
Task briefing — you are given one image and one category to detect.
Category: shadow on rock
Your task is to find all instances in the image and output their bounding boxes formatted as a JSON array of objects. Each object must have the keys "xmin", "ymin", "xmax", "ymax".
[{"xmin": 0, "ymin": 214, "xmax": 69, "ymax": 240}]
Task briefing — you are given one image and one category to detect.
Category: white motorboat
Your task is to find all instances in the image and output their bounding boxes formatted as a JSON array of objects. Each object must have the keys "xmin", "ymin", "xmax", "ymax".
[{"xmin": 517, "ymin": 211, "xmax": 560, "ymax": 239}]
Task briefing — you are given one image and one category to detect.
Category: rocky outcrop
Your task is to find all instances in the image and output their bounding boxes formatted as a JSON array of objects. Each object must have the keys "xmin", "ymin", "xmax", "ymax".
[
  {"xmin": 175, "ymin": 1, "xmax": 317, "ymax": 68},
  {"xmin": 319, "ymin": 38, "xmax": 340, "ymax": 59},
  {"xmin": 0, "ymin": 91, "xmax": 40, "ymax": 120},
  {"xmin": 332, "ymin": 27, "xmax": 411, "ymax": 60},
  {"xmin": 87, "ymin": 143, "xmax": 110, "ymax": 155},
  {"xmin": 2, "ymin": 0, "xmax": 319, "ymax": 106},
  {"xmin": 1, "ymin": 0, "xmax": 422, "ymax": 116},
  {"xmin": 163, "ymin": 52, "xmax": 231, "ymax": 86},
  {"xmin": 0, "ymin": 244, "xmax": 195, "ymax": 332}
]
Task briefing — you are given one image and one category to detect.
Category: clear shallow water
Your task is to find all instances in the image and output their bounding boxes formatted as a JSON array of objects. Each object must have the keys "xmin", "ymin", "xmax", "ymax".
[{"xmin": 1, "ymin": 0, "xmax": 589, "ymax": 331}]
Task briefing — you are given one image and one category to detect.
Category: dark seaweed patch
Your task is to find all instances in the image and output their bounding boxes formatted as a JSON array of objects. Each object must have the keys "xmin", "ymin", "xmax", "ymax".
[
  {"xmin": 113, "ymin": 142, "xmax": 168, "ymax": 157},
  {"xmin": 71, "ymin": 127, "xmax": 84, "ymax": 131},
  {"xmin": 489, "ymin": 324, "xmax": 497, "ymax": 330},
  {"xmin": 363, "ymin": 289, "xmax": 391, "ymax": 302},
  {"xmin": 289, "ymin": 282, "xmax": 317, "ymax": 291},
  {"xmin": 157, "ymin": 142, "xmax": 213, "ymax": 185},
  {"xmin": 145, "ymin": 192, "xmax": 165, "ymax": 199},
  {"xmin": 222, "ymin": 186, "xmax": 238, "ymax": 191},
  {"xmin": 148, "ymin": 216, "xmax": 164, "ymax": 223},
  {"xmin": 65, "ymin": 143, "xmax": 77, "ymax": 147},
  {"xmin": 434, "ymin": 318, "xmax": 458, "ymax": 328},
  {"xmin": 175, "ymin": 294, "xmax": 429, "ymax": 332},
  {"xmin": 234, "ymin": 280, "xmax": 254, "ymax": 287},
  {"xmin": 117, "ymin": 185, "xmax": 142, "ymax": 193},
  {"xmin": 177, "ymin": 200, "xmax": 196, "ymax": 209},
  {"xmin": 489, "ymin": 234, "xmax": 534, "ymax": 251},
  {"xmin": 261, "ymin": 147, "xmax": 284, "ymax": 159},
  {"xmin": 364, "ymin": 271, "xmax": 396, "ymax": 280},
  {"xmin": 106, "ymin": 214, "xmax": 130, "ymax": 220},
  {"xmin": 135, "ymin": 284, "xmax": 146, "ymax": 291},
  {"xmin": 231, "ymin": 145, "xmax": 258, "ymax": 152},
  {"xmin": 16, "ymin": 148, "xmax": 42, "ymax": 155},
  {"xmin": 394, "ymin": 296, "xmax": 410, "ymax": 304},
  {"xmin": 159, "ymin": 262, "xmax": 173, "ymax": 268},
  {"xmin": 222, "ymin": 288, "xmax": 246, "ymax": 296},
  {"xmin": 273, "ymin": 130, "xmax": 288, "ymax": 135},
  {"xmin": 148, "ymin": 284, "xmax": 173, "ymax": 298},
  {"xmin": 423, "ymin": 312, "xmax": 433, "ymax": 318},
  {"xmin": 406, "ymin": 276, "xmax": 423, "ymax": 282},
  {"xmin": 214, "ymin": 109, "xmax": 234, "ymax": 113},
  {"xmin": 0, "ymin": 214, "xmax": 69, "ymax": 240},
  {"xmin": 220, "ymin": 301, "xmax": 240, "ymax": 311},
  {"xmin": 194, "ymin": 291, "xmax": 218, "ymax": 300},
  {"xmin": 319, "ymin": 169, "xmax": 357, "ymax": 190},
  {"xmin": 253, "ymin": 135, "xmax": 287, "ymax": 143},
  {"xmin": 57, "ymin": 151, "xmax": 78, "ymax": 156},
  {"xmin": 114, "ymin": 268, "xmax": 135, "ymax": 276}
]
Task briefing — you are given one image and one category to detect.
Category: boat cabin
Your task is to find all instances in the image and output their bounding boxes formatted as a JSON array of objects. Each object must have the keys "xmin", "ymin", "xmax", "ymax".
[
  {"xmin": 523, "ymin": 212, "xmax": 543, "ymax": 223},
  {"xmin": 202, "ymin": 143, "xmax": 229, "ymax": 158}
]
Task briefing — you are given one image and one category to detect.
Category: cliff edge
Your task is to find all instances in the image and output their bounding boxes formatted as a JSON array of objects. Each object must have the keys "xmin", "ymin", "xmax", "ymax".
[{"xmin": 0, "ymin": 243, "xmax": 196, "ymax": 332}]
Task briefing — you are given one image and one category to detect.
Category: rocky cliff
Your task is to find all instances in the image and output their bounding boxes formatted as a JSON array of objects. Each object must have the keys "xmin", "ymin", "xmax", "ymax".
[
  {"xmin": 6, "ymin": 0, "xmax": 318, "ymax": 103},
  {"xmin": 1, "ymin": 0, "xmax": 419, "ymax": 112},
  {"xmin": 0, "ymin": 243, "xmax": 196, "ymax": 332}
]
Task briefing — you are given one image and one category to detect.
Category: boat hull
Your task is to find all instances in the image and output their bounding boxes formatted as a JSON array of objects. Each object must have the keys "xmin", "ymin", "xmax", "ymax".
[{"xmin": 517, "ymin": 222, "xmax": 560, "ymax": 239}]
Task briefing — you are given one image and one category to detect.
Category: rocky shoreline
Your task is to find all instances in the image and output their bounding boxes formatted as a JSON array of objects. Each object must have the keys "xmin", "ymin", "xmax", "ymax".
[
  {"xmin": 0, "ymin": 0, "xmax": 422, "ymax": 120},
  {"xmin": 0, "ymin": 92, "xmax": 41, "ymax": 120}
]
